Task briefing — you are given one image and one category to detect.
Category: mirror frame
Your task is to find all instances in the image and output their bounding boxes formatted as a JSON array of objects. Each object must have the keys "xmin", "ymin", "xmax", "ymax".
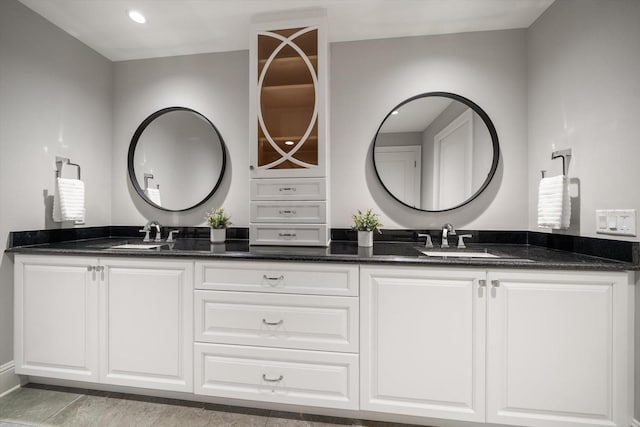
[
  {"xmin": 372, "ymin": 92, "xmax": 500, "ymax": 212},
  {"xmin": 127, "ymin": 106, "xmax": 228, "ymax": 212}
]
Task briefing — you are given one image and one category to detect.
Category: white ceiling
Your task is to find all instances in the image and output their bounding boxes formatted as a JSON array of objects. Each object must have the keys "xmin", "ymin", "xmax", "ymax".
[{"xmin": 18, "ymin": 0, "xmax": 554, "ymax": 62}]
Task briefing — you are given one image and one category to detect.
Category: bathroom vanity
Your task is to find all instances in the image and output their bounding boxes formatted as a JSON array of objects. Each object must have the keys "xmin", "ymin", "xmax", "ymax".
[{"xmin": 8, "ymin": 236, "xmax": 637, "ymax": 427}]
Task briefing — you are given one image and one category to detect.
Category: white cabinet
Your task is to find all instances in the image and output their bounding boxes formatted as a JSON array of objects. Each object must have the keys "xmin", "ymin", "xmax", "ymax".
[
  {"xmin": 361, "ymin": 266, "xmax": 634, "ymax": 427},
  {"xmin": 193, "ymin": 260, "xmax": 359, "ymax": 409},
  {"xmin": 485, "ymin": 269, "xmax": 634, "ymax": 427},
  {"xmin": 14, "ymin": 255, "xmax": 99, "ymax": 382},
  {"xmin": 14, "ymin": 254, "xmax": 194, "ymax": 393},
  {"xmin": 249, "ymin": 14, "xmax": 330, "ymax": 245},
  {"xmin": 99, "ymin": 258, "xmax": 193, "ymax": 392},
  {"xmin": 360, "ymin": 266, "xmax": 486, "ymax": 422}
]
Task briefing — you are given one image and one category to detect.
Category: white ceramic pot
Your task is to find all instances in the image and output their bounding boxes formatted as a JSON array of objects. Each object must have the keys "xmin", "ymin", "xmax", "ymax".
[
  {"xmin": 210, "ymin": 228, "xmax": 226, "ymax": 243},
  {"xmin": 357, "ymin": 230, "xmax": 373, "ymax": 247}
]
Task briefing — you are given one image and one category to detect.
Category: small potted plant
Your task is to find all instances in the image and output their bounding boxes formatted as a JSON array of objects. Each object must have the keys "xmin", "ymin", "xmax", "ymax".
[
  {"xmin": 206, "ymin": 207, "xmax": 232, "ymax": 243},
  {"xmin": 352, "ymin": 208, "xmax": 382, "ymax": 247}
]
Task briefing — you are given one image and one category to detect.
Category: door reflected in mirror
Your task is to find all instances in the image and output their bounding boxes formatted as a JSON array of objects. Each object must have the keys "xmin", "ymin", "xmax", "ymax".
[
  {"xmin": 128, "ymin": 107, "xmax": 227, "ymax": 211},
  {"xmin": 373, "ymin": 93, "xmax": 499, "ymax": 212}
]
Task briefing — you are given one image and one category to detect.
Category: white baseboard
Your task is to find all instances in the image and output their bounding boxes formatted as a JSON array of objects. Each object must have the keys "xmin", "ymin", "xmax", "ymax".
[{"xmin": 0, "ymin": 361, "xmax": 23, "ymax": 397}]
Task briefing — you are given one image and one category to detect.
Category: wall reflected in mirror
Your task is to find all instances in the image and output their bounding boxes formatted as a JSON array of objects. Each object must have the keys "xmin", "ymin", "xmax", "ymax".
[
  {"xmin": 373, "ymin": 93, "xmax": 499, "ymax": 212},
  {"xmin": 128, "ymin": 107, "xmax": 227, "ymax": 212}
]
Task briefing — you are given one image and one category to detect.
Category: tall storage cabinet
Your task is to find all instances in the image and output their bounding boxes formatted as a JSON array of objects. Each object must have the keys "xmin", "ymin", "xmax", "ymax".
[{"xmin": 249, "ymin": 13, "xmax": 330, "ymax": 246}]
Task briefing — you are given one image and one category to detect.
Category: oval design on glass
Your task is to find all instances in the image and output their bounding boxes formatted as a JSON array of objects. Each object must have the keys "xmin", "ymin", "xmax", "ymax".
[{"xmin": 257, "ymin": 27, "xmax": 318, "ymax": 170}]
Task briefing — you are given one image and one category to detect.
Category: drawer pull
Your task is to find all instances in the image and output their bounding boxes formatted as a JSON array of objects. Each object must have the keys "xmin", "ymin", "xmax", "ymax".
[
  {"xmin": 278, "ymin": 233, "xmax": 297, "ymax": 238},
  {"xmin": 279, "ymin": 187, "xmax": 296, "ymax": 192},
  {"xmin": 278, "ymin": 210, "xmax": 297, "ymax": 215},
  {"xmin": 262, "ymin": 318, "xmax": 283, "ymax": 326},
  {"xmin": 263, "ymin": 274, "xmax": 284, "ymax": 281},
  {"xmin": 262, "ymin": 374, "xmax": 283, "ymax": 383}
]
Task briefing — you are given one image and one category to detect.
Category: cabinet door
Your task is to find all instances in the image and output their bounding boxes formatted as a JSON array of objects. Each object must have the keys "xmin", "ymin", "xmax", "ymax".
[
  {"xmin": 486, "ymin": 269, "xmax": 633, "ymax": 427},
  {"xmin": 250, "ymin": 18, "xmax": 327, "ymax": 178},
  {"xmin": 360, "ymin": 266, "xmax": 486, "ymax": 422},
  {"xmin": 99, "ymin": 258, "xmax": 193, "ymax": 392},
  {"xmin": 14, "ymin": 255, "xmax": 98, "ymax": 382}
]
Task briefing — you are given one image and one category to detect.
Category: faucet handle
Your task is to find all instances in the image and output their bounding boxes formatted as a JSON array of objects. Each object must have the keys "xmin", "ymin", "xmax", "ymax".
[
  {"xmin": 457, "ymin": 234, "xmax": 473, "ymax": 249},
  {"xmin": 166, "ymin": 230, "xmax": 180, "ymax": 243},
  {"xmin": 138, "ymin": 228, "xmax": 151, "ymax": 242},
  {"xmin": 417, "ymin": 233, "xmax": 433, "ymax": 248}
]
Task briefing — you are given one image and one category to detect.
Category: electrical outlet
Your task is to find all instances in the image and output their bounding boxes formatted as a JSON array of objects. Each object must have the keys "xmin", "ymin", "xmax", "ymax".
[{"xmin": 595, "ymin": 209, "xmax": 636, "ymax": 236}]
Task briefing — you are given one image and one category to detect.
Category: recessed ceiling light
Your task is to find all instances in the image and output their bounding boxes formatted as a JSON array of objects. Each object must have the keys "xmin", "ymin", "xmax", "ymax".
[
  {"xmin": 284, "ymin": 140, "xmax": 295, "ymax": 146},
  {"xmin": 391, "ymin": 110, "xmax": 399, "ymax": 115},
  {"xmin": 128, "ymin": 10, "xmax": 147, "ymax": 24}
]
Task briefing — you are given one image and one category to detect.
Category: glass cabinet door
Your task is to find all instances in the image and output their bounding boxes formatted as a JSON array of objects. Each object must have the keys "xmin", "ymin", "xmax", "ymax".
[{"xmin": 256, "ymin": 26, "xmax": 319, "ymax": 171}]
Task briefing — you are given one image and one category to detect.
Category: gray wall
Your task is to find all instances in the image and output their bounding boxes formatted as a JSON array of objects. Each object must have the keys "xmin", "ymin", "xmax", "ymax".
[
  {"xmin": 527, "ymin": 0, "xmax": 640, "ymax": 419},
  {"xmin": 527, "ymin": 0, "xmax": 640, "ymax": 240},
  {"xmin": 112, "ymin": 52, "xmax": 249, "ymax": 226},
  {"xmin": 331, "ymin": 30, "xmax": 528, "ymax": 229},
  {"xmin": 0, "ymin": 0, "xmax": 112, "ymax": 367}
]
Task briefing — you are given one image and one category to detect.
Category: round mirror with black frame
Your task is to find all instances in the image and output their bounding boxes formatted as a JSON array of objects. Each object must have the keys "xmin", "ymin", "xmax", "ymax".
[
  {"xmin": 128, "ymin": 106, "xmax": 227, "ymax": 212},
  {"xmin": 372, "ymin": 92, "xmax": 499, "ymax": 212}
]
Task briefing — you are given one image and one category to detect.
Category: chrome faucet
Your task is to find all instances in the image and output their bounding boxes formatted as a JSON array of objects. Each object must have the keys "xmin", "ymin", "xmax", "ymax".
[
  {"xmin": 441, "ymin": 223, "xmax": 456, "ymax": 248},
  {"xmin": 140, "ymin": 220, "xmax": 162, "ymax": 242}
]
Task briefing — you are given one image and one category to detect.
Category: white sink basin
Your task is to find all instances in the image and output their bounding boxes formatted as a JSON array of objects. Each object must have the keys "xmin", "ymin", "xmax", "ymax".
[
  {"xmin": 110, "ymin": 244, "xmax": 163, "ymax": 250},
  {"xmin": 421, "ymin": 250, "xmax": 499, "ymax": 258}
]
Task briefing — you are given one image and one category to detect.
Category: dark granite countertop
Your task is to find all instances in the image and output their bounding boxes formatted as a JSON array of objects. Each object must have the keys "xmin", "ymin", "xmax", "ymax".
[{"xmin": 6, "ymin": 237, "xmax": 639, "ymax": 271}]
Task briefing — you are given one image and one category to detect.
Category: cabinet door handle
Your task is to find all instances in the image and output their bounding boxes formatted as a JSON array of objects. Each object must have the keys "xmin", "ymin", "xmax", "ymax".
[
  {"xmin": 491, "ymin": 280, "xmax": 500, "ymax": 288},
  {"xmin": 87, "ymin": 266, "xmax": 95, "ymax": 272},
  {"xmin": 478, "ymin": 279, "xmax": 486, "ymax": 287},
  {"xmin": 262, "ymin": 318, "xmax": 283, "ymax": 326},
  {"xmin": 263, "ymin": 275, "xmax": 284, "ymax": 281},
  {"xmin": 262, "ymin": 374, "xmax": 283, "ymax": 383},
  {"xmin": 96, "ymin": 266, "xmax": 104, "ymax": 272}
]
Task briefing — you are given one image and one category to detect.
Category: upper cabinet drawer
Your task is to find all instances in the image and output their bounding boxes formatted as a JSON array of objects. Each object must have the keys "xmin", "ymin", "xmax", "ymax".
[
  {"xmin": 250, "ymin": 201, "xmax": 327, "ymax": 224},
  {"xmin": 194, "ymin": 261, "xmax": 358, "ymax": 296},
  {"xmin": 250, "ymin": 178, "xmax": 326, "ymax": 200}
]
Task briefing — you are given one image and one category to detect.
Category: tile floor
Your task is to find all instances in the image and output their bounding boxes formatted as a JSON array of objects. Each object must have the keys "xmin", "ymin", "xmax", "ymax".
[{"xmin": 0, "ymin": 384, "xmax": 424, "ymax": 427}]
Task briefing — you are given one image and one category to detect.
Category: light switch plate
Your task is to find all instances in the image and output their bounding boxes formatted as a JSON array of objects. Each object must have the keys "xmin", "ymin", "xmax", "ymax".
[{"xmin": 596, "ymin": 209, "xmax": 636, "ymax": 236}]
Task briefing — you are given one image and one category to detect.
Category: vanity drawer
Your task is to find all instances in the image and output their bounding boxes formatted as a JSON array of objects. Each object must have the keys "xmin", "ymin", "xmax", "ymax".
[
  {"xmin": 194, "ymin": 343, "xmax": 359, "ymax": 410},
  {"xmin": 249, "ymin": 224, "xmax": 329, "ymax": 246},
  {"xmin": 194, "ymin": 291, "xmax": 358, "ymax": 353},
  {"xmin": 250, "ymin": 178, "xmax": 326, "ymax": 201},
  {"xmin": 194, "ymin": 261, "xmax": 358, "ymax": 296},
  {"xmin": 250, "ymin": 201, "xmax": 327, "ymax": 224}
]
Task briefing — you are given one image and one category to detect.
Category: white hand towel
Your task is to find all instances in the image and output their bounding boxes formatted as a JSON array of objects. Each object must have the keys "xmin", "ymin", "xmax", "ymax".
[
  {"xmin": 53, "ymin": 178, "xmax": 85, "ymax": 223},
  {"xmin": 145, "ymin": 188, "xmax": 162, "ymax": 206},
  {"xmin": 537, "ymin": 175, "xmax": 570, "ymax": 229}
]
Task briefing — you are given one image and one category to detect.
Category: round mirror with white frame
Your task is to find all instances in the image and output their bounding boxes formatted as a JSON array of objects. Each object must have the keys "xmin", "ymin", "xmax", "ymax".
[
  {"xmin": 372, "ymin": 92, "xmax": 499, "ymax": 212},
  {"xmin": 128, "ymin": 107, "xmax": 227, "ymax": 212}
]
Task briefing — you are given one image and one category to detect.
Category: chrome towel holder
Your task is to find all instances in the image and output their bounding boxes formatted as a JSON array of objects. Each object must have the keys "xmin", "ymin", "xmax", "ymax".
[
  {"xmin": 55, "ymin": 156, "xmax": 81, "ymax": 180},
  {"xmin": 541, "ymin": 148, "xmax": 571, "ymax": 178}
]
